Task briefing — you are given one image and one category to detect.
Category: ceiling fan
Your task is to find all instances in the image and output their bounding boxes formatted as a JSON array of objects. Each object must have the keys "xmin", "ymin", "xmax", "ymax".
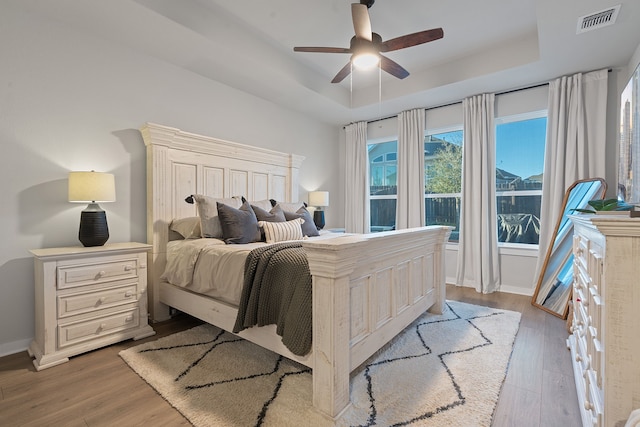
[{"xmin": 293, "ymin": 0, "xmax": 444, "ymax": 83}]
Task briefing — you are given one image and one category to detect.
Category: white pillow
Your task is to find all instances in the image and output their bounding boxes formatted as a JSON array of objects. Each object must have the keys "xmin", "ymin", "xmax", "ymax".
[
  {"xmin": 193, "ymin": 195, "xmax": 242, "ymax": 238},
  {"xmin": 258, "ymin": 218, "xmax": 304, "ymax": 244}
]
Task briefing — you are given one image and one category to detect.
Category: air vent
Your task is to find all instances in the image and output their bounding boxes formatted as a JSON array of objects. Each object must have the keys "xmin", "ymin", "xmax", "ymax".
[{"xmin": 577, "ymin": 5, "xmax": 621, "ymax": 34}]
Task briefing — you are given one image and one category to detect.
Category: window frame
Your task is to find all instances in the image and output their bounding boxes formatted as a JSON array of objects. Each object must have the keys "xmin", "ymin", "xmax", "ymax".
[
  {"xmin": 424, "ymin": 125, "xmax": 464, "ymax": 242},
  {"xmin": 494, "ymin": 109, "xmax": 547, "ymax": 248},
  {"xmin": 368, "ymin": 139, "xmax": 399, "ymax": 232}
]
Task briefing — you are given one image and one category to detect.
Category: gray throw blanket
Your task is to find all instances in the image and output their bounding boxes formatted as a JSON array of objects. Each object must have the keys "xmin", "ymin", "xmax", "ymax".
[{"xmin": 232, "ymin": 242, "xmax": 312, "ymax": 356}]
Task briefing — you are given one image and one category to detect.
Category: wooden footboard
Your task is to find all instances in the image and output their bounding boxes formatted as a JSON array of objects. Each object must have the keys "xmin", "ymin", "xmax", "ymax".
[{"xmin": 303, "ymin": 225, "xmax": 450, "ymax": 419}]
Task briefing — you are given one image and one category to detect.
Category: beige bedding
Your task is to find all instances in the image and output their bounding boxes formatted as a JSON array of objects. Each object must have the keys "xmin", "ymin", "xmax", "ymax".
[{"xmin": 162, "ymin": 232, "xmax": 343, "ymax": 306}]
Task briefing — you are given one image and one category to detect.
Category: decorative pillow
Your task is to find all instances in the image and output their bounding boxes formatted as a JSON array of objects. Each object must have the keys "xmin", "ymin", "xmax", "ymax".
[
  {"xmin": 216, "ymin": 200, "xmax": 261, "ymax": 244},
  {"xmin": 283, "ymin": 206, "xmax": 320, "ymax": 237},
  {"xmin": 258, "ymin": 218, "xmax": 304, "ymax": 244},
  {"xmin": 193, "ymin": 195, "xmax": 242, "ymax": 238},
  {"xmin": 249, "ymin": 199, "xmax": 273, "ymax": 212},
  {"xmin": 269, "ymin": 199, "xmax": 306, "ymax": 212},
  {"xmin": 169, "ymin": 217, "xmax": 201, "ymax": 239},
  {"xmin": 252, "ymin": 204, "xmax": 286, "ymax": 223},
  {"xmin": 252, "ymin": 204, "xmax": 286, "ymax": 241}
]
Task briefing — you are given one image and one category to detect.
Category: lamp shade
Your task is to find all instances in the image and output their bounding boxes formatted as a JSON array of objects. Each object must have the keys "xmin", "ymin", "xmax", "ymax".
[
  {"xmin": 68, "ymin": 171, "xmax": 116, "ymax": 203},
  {"xmin": 308, "ymin": 191, "xmax": 329, "ymax": 207}
]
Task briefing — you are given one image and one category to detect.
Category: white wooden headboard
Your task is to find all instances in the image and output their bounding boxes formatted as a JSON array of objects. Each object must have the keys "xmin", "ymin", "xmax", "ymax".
[{"xmin": 139, "ymin": 122, "xmax": 305, "ymax": 320}]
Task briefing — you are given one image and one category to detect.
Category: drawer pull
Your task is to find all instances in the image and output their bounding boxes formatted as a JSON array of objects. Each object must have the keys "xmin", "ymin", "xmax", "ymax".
[
  {"xmin": 576, "ymin": 355, "xmax": 582, "ymax": 362},
  {"xmin": 584, "ymin": 401, "xmax": 592, "ymax": 411},
  {"xmin": 99, "ymin": 323, "xmax": 106, "ymax": 330},
  {"xmin": 125, "ymin": 316, "xmax": 133, "ymax": 322},
  {"xmin": 124, "ymin": 265, "xmax": 134, "ymax": 271},
  {"xmin": 97, "ymin": 297, "xmax": 106, "ymax": 305},
  {"xmin": 95, "ymin": 270, "xmax": 106, "ymax": 279},
  {"xmin": 124, "ymin": 291, "xmax": 134, "ymax": 298}
]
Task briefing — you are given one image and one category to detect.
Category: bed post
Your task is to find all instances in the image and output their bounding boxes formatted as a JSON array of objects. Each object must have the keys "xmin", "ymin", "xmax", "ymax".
[
  {"xmin": 140, "ymin": 124, "xmax": 176, "ymax": 322},
  {"xmin": 304, "ymin": 239, "xmax": 360, "ymax": 420},
  {"xmin": 429, "ymin": 234, "xmax": 449, "ymax": 314}
]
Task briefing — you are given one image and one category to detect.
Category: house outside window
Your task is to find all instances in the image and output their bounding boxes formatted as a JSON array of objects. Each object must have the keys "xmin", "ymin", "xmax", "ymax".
[
  {"xmin": 495, "ymin": 113, "xmax": 547, "ymax": 245},
  {"xmin": 424, "ymin": 129, "xmax": 463, "ymax": 241},
  {"xmin": 368, "ymin": 140, "xmax": 397, "ymax": 232}
]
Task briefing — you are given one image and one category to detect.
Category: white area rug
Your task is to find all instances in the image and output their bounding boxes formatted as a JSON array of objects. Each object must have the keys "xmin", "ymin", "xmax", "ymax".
[{"xmin": 120, "ymin": 301, "xmax": 520, "ymax": 426}]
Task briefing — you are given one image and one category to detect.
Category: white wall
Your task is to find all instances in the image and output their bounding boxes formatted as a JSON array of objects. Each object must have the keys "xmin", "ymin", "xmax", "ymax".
[{"xmin": 0, "ymin": 5, "xmax": 342, "ymax": 356}]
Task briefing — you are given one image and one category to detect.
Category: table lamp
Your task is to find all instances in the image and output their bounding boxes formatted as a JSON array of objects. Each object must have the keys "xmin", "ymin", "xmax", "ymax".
[
  {"xmin": 308, "ymin": 191, "xmax": 329, "ymax": 230},
  {"xmin": 68, "ymin": 171, "xmax": 116, "ymax": 247}
]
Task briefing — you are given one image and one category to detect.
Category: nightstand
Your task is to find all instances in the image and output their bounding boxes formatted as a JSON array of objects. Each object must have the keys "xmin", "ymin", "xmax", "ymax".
[{"xmin": 28, "ymin": 242, "xmax": 156, "ymax": 370}]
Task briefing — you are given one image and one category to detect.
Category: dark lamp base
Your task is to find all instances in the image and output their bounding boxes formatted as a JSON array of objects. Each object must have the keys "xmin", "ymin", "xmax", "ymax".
[
  {"xmin": 79, "ymin": 210, "xmax": 110, "ymax": 247},
  {"xmin": 313, "ymin": 210, "xmax": 325, "ymax": 230}
]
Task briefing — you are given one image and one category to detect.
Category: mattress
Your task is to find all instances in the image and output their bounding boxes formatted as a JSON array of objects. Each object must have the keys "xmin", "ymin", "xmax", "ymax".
[{"xmin": 162, "ymin": 231, "xmax": 343, "ymax": 306}]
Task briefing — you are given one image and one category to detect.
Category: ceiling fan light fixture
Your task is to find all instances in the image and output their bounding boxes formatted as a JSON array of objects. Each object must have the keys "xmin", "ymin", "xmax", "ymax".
[{"xmin": 352, "ymin": 52, "xmax": 379, "ymax": 70}]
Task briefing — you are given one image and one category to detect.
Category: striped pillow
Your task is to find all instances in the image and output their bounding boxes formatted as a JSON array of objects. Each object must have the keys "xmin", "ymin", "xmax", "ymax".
[{"xmin": 258, "ymin": 218, "xmax": 304, "ymax": 244}]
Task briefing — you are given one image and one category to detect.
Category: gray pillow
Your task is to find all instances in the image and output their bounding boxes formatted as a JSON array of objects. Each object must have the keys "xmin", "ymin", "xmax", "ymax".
[
  {"xmin": 283, "ymin": 206, "xmax": 320, "ymax": 237},
  {"xmin": 252, "ymin": 204, "xmax": 286, "ymax": 222},
  {"xmin": 252, "ymin": 204, "xmax": 286, "ymax": 241},
  {"xmin": 216, "ymin": 200, "xmax": 261, "ymax": 244}
]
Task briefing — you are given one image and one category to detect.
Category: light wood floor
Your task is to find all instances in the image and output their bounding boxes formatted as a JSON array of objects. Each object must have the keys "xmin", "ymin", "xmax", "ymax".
[{"xmin": 0, "ymin": 285, "xmax": 580, "ymax": 427}]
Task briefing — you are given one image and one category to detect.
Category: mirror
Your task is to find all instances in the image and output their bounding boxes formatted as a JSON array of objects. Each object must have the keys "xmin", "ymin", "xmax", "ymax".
[{"xmin": 531, "ymin": 178, "xmax": 607, "ymax": 318}]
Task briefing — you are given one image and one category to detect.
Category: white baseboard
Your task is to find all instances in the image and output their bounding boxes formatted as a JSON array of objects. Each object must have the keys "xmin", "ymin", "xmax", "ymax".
[{"xmin": 447, "ymin": 280, "xmax": 534, "ymax": 297}]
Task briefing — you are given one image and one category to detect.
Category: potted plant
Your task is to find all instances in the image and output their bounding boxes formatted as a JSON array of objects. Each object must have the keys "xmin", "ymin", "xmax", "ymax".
[{"xmin": 572, "ymin": 198, "xmax": 636, "ymax": 214}]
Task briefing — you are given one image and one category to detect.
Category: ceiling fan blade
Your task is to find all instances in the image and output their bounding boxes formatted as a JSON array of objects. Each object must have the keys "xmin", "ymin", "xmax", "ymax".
[
  {"xmin": 379, "ymin": 54, "xmax": 409, "ymax": 79},
  {"xmin": 293, "ymin": 46, "xmax": 352, "ymax": 54},
  {"xmin": 331, "ymin": 62, "xmax": 352, "ymax": 83},
  {"xmin": 380, "ymin": 28, "xmax": 444, "ymax": 52},
  {"xmin": 351, "ymin": 3, "xmax": 372, "ymax": 41}
]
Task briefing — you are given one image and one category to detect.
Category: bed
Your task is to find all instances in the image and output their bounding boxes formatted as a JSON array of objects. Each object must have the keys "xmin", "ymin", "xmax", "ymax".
[{"xmin": 140, "ymin": 122, "xmax": 451, "ymax": 419}]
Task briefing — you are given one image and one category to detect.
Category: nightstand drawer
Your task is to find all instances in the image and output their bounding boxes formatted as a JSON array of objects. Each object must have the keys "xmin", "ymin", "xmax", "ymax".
[
  {"xmin": 58, "ymin": 308, "xmax": 140, "ymax": 348},
  {"xmin": 57, "ymin": 258, "xmax": 140, "ymax": 289},
  {"xmin": 57, "ymin": 284, "xmax": 139, "ymax": 318}
]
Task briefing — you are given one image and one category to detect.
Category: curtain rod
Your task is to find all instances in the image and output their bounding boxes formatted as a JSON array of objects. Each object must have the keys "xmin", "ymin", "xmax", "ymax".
[
  {"xmin": 358, "ymin": 81, "xmax": 549, "ymax": 127},
  {"xmin": 356, "ymin": 68, "xmax": 614, "ymax": 127}
]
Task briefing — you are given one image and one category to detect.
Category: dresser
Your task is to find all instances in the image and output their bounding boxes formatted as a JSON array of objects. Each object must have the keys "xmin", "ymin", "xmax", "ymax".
[
  {"xmin": 568, "ymin": 215, "xmax": 640, "ymax": 427},
  {"xmin": 28, "ymin": 242, "xmax": 156, "ymax": 370}
]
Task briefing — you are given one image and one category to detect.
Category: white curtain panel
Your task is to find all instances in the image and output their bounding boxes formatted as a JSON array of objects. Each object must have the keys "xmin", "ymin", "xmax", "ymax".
[
  {"xmin": 396, "ymin": 108, "xmax": 426, "ymax": 229},
  {"xmin": 456, "ymin": 93, "xmax": 501, "ymax": 293},
  {"xmin": 345, "ymin": 121, "xmax": 370, "ymax": 233},
  {"xmin": 533, "ymin": 69, "xmax": 608, "ymax": 299}
]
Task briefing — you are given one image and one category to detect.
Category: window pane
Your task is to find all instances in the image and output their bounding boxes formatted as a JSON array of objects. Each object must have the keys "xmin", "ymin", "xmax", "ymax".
[
  {"xmin": 425, "ymin": 130, "xmax": 463, "ymax": 241},
  {"xmin": 368, "ymin": 141, "xmax": 398, "ymax": 196},
  {"xmin": 496, "ymin": 117, "xmax": 545, "ymax": 190},
  {"xmin": 425, "ymin": 131, "xmax": 463, "ymax": 193},
  {"xmin": 426, "ymin": 196, "xmax": 460, "ymax": 241},
  {"xmin": 495, "ymin": 116, "xmax": 546, "ymax": 244},
  {"xmin": 497, "ymin": 195, "xmax": 541, "ymax": 244},
  {"xmin": 370, "ymin": 199, "xmax": 396, "ymax": 232}
]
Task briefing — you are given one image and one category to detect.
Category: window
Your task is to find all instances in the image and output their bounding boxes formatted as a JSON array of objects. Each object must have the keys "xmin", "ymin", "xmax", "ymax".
[
  {"xmin": 495, "ymin": 114, "xmax": 546, "ymax": 244},
  {"xmin": 368, "ymin": 140, "xmax": 397, "ymax": 232},
  {"xmin": 424, "ymin": 129, "xmax": 463, "ymax": 241}
]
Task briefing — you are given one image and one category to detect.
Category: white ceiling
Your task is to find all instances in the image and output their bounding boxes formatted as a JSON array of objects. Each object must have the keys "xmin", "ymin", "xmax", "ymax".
[{"xmin": 16, "ymin": 0, "xmax": 640, "ymax": 125}]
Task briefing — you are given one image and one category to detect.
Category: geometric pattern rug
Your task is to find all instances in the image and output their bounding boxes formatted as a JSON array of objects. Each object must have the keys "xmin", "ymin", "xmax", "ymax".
[{"xmin": 119, "ymin": 300, "xmax": 521, "ymax": 427}]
